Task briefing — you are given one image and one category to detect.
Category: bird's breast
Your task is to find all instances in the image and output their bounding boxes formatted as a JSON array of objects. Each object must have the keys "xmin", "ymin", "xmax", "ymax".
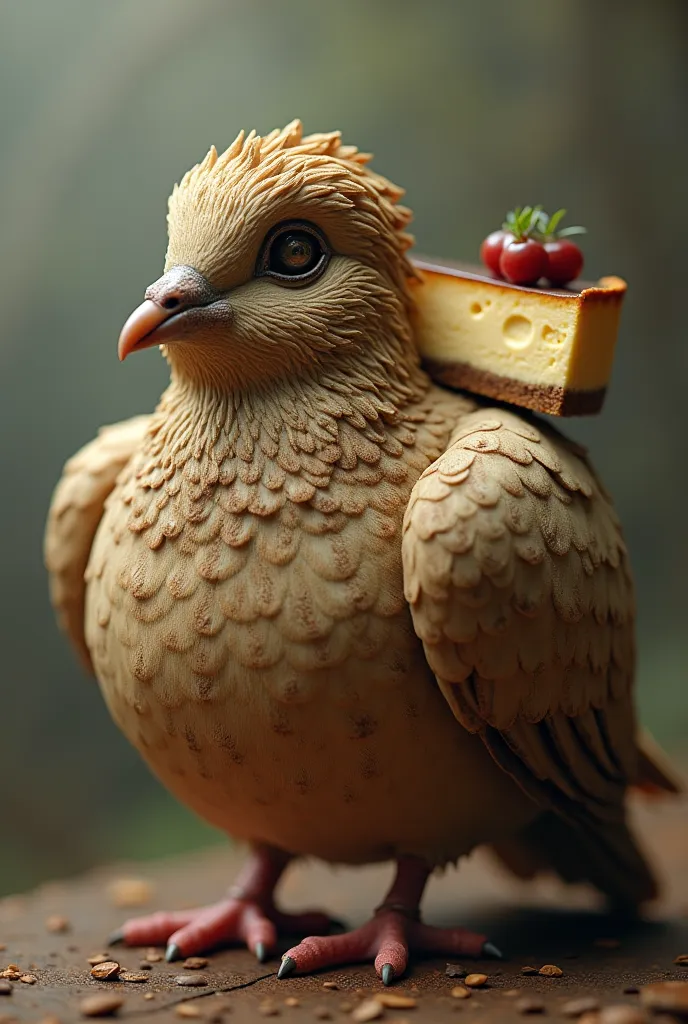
[{"xmin": 81, "ymin": 390, "xmax": 536, "ymax": 862}]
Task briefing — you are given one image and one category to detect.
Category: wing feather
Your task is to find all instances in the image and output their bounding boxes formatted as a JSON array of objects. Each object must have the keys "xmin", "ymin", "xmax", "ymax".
[
  {"xmin": 402, "ymin": 407, "xmax": 640, "ymax": 825},
  {"xmin": 45, "ymin": 416, "xmax": 150, "ymax": 672}
]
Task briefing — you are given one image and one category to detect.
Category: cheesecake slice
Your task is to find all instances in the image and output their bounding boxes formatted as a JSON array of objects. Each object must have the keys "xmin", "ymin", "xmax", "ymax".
[{"xmin": 410, "ymin": 257, "xmax": 626, "ymax": 416}]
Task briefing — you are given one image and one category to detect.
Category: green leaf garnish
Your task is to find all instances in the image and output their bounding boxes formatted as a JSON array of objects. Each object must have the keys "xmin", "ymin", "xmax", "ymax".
[
  {"xmin": 557, "ymin": 225, "xmax": 587, "ymax": 237},
  {"xmin": 500, "ymin": 206, "xmax": 586, "ymax": 242},
  {"xmin": 535, "ymin": 208, "xmax": 587, "ymax": 240},
  {"xmin": 502, "ymin": 205, "xmax": 544, "ymax": 241}
]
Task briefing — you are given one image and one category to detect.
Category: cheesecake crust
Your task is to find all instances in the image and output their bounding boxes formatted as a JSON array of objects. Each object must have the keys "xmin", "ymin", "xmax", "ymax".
[{"xmin": 423, "ymin": 357, "xmax": 606, "ymax": 416}]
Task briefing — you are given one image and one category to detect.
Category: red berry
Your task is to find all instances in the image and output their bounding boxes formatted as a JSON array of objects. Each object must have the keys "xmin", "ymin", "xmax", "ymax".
[
  {"xmin": 480, "ymin": 230, "xmax": 513, "ymax": 276},
  {"xmin": 544, "ymin": 239, "xmax": 584, "ymax": 286},
  {"xmin": 499, "ymin": 238, "xmax": 547, "ymax": 285}
]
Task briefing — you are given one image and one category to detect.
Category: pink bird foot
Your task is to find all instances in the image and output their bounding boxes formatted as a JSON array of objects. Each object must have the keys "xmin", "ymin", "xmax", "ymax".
[
  {"xmin": 108, "ymin": 846, "xmax": 333, "ymax": 963},
  {"xmin": 277, "ymin": 909, "xmax": 498, "ymax": 985},
  {"xmin": 278, "ymin": 856, "xmax": 501, "ymax": 985}
]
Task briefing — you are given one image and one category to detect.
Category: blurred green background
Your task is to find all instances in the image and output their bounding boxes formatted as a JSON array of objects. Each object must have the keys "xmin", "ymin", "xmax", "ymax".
[{"xmin": 0, "ymin": 0, "xmax": 685, "ymax": 897}]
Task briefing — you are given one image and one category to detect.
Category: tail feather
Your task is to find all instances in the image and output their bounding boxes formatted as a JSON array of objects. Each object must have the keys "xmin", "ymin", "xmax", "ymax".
[
  {"xmin": 633, "ymin": 730, "xmax": 683, "ymax": 795},
  {"xmin": 491, "ymin": 809, "xmax": 658, "ymax": 908}
]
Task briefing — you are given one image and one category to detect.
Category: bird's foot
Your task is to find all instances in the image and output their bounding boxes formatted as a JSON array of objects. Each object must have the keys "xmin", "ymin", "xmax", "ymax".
[
  {"xmin": 108, "ymin": 843, "xmax": 334, "ymax": 962},
  {"xmin": 110, "ymin": 898, "xmax": 335, "ymax": 962},
  {"xmin": 278, "ymin": 905, "xmax": 498, "ymax": 985}
]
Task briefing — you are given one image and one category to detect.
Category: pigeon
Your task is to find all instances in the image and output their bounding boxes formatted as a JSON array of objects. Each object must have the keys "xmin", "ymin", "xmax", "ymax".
[{"xmin": 45, "ymin": 120, "xmax": 678, "ymax": 984}]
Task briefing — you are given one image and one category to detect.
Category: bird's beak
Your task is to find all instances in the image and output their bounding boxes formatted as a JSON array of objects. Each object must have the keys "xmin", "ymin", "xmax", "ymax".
[{"xmin": 118, "ymin": 265, "xmax": 218, "ymax": 361}]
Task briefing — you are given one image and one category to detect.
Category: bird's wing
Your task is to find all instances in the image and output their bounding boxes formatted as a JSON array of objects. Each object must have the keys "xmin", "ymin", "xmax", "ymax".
[
  {"xmin": 45, "ymin": 415, "xmax": 150, "ymax": 673},
  {"xmin": 402, "ymin": 407, "xmax": 657, "ymax": 901}
]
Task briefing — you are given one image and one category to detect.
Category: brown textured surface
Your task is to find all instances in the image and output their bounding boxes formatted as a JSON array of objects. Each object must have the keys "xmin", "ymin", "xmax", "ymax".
[
  {"xmin": 410, "ymin": 256, "xmax": 594, "ymax": 298},
  {"xmin": 0, "ymin": 794, "xmax": 685, "ymax": 1023},
  {"xmin": 422, "ymin": 358, "xmax": 607, "ymax": 417}
]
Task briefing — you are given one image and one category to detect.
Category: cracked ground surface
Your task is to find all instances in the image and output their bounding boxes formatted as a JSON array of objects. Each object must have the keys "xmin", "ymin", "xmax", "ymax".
[{"xmin": 0, "ymin": 794, "xmax": 686, "ymax": 1022}]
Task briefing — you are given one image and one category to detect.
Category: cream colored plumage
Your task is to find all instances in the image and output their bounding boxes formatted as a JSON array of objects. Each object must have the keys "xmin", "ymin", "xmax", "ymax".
[{"xmin": 45, "ymin": 121, "xmax": 674, "ymax": 977}]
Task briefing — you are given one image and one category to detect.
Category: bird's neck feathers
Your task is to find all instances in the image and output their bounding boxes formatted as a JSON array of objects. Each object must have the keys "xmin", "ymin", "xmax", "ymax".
[{"xmin": 142, "ymin": 316, "xmax": 430, "ymax": 481}]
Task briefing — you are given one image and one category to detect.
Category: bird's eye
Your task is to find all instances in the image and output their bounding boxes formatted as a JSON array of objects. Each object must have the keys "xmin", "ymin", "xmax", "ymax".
[{"xmin": 256, "ymin": 221, "xmax": 330, "ymax": 287}]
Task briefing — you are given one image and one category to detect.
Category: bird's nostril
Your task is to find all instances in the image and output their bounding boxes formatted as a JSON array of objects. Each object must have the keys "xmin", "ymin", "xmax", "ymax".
[{"xmin": 161, "ymin": 295, "xmax": 181, "ymax": 311}]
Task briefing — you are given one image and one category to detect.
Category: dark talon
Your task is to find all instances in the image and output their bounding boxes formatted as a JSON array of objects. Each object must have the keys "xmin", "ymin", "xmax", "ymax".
[
  {"xmin": 165, "ymin": 942, "xmax": 182, "ymax": 963},
  {"xmin": 277, "ymin": 955, "xmax": 296, "ymax": 980},
  {"xmin": 482, "ymin": 941, "xmax": 503, "ymax": 960},
  {"xmin": 381, "ymin": 963, "xmax": 395, "ymax": 986},
  {"xmin": 107, "ymin": 929, "xmax": 125, "ymax": 947},
  {"xmin": 255, "ymin": 941, "xmax": 267, "ymax": 963},
  {"xmin": 329, "ymin": 917, "xmax": 347, "ymax": 933}
]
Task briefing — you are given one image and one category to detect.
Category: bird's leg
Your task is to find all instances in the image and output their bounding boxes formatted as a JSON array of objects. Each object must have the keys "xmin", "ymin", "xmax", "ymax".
[
  {"xmin": 278, "ymin": 855, "xmax": 500, "ymax": 985},
  {"xmin": 108, "ymin": 844, "xmax": 333, "ymax": 963}
]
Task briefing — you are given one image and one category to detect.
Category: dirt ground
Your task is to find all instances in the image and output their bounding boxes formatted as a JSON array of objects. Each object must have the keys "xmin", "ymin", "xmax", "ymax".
[{"xmin": 0, "ymin": 794, "xmax": 686, "ymax": 1023}]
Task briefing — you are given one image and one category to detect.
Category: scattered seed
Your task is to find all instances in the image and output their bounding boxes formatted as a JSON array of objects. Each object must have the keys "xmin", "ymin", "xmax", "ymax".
[
  {"xmin": 352, "ymin": 999, "xmax": 384, "ymax": 1021},
  {"xmin": 19, "ymin": 974, "xmax": 37, "ymax": 984},
  {"xmin": 539, "ymin": 966, "xmax": 563, "ymax": 978},
  {"xmin": 446, "ymin": 964, "xmax": 467, "ymax": 979},
  {"xmin": 107, "ymin": 878, "xmax": 153, "ymax": 908},
  {"xmin": 79, "ymin": 993, "xmax": 124, "ymax": 1017},
  {"xmin": 323, "ymin": 981, "xmax": 339, "ymax": 990},
  {"xmin": 37, "ymin": 1016, "xmax": 63, "ymax": 1024},
  {"xmin": 451, "ymin": 987, "xmax": 472, "ymax": 1000},
  {"xmin": 562, "ymin": 998, "xmax": 600, "ymax": 1017},
  {"xmin": 0, "ymin": 982, "xmax": 11, "ymax": 995},
  {"xmin": 522, "ymin": 967, "xmax": 540, "ymax": 976},
  {"xmin": 285, "ymin": 997, "xmax": 300, "ymax": 1007},
  {"xmin": 138, "ymin": 961, "xmax": 153, "ymax": 970},
  {"xmin": 0, "ymin": 947, "xmax": 5, "ymax": 953},
  {"xmin": 465, "ymin": 974, "xmax": 488, "ymax": 988},
  {"xmin": 90, "ymin": 962, "xmax": 121, "ymax": 981},
  {"xmin": 175, "ymin": 974, "xmax": 209, "ymax": 987},
  {"xmin": 258, "ymin": 1000, "xmax": 280, "ymax": 1016},
  {"xmin": 640, "ymin": 980, "xmax": 688, "ymax": 1013},
  {"xmin": 183, "ymin": 957, "xmax": 209, "ymax": 970},
  {"xmin": 120, "ymin": 971, "xmax": 150, "ymax": 983},
  {"xmin": 176, "ymin": 1006, "xmax": 201, "ymax": 1019},
  {"xmin": 674, "ymin": 955, "xmax": 688, "ymax": 965},
  {"xmin": 314, "ymin": 1010, "xmax": 332, "ymax": 1021},
  {"xmin": 87, "ymin": 954, "xmax": 111, "ymax": 966},
  {"xmin": 623, "ymin": 988, "xmax": 639, "ymax": 996},
  {"xmin": 598, "ymin": 1006, "xmax": 647, "ymax": 1024},
  {"xmin": 505, "ymin": 990, "xmax": 522, "ymax": 998},
  {"xmin": 45, "ymin": 915, "xmax": 70, "ymax": 934},
  {"xmin": 516, "ymin": 997, "xmax": 545, "ymax": 1014},
  {"xmin": 594, "ymin": 939, "xmax": 620, "ymax": 949},
  {"xmin": 340, "ymin": 1003, "xmax": 354, "ymax": 1013},
  {"xmin": 145, "ymin": 948, "xmax": 164, "ymax": 963},
  {"xmin": 0, "ymin": 967, "xmax": 21, "ymax": 982},
  {"xmin": 376, "ymin": 993, "xmax": 417, "ymax": 1009}
]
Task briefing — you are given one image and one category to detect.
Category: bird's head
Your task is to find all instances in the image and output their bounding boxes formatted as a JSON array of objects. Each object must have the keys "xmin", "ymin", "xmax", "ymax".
[{"xmin": 118, "ymin": 120, "xmax": 417, "ymax": 390}]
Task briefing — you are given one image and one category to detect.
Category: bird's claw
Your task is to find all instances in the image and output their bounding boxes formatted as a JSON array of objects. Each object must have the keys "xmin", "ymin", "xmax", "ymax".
[
  {"xmin": 165, "ymin": 942, "xmax": 182, "ymax": 963},
  {"xmin": 107, "ymin": 929, "xmax": 125, "ymax": 947},
  {"xmin": 381, "ymin": 963, "xmax": 395, "ymax": 986},
  {"xmin": 482, "ymin": 940, "xmax": 503, "ymax": 959},
  {"xmin": 277, "ymin": 955, "xmax": 296, "ymax": 979}
]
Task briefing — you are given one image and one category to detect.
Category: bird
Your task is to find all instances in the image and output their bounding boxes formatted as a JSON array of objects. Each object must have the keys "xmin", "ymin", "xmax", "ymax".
[{"xmin": 45, "ymin": 120, "xmax": 679, "ymax": 984}]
